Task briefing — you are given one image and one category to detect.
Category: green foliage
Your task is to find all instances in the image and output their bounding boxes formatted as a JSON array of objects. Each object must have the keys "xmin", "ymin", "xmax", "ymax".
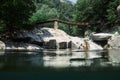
[
  {"xmin": 29, "ymin": 4, "xmax": 59, "ymax": 23},
  {"xmin": 0, "ymin": 0, "xmax": 35, "ymax": 31},
  {"xmin": 30, "ymin": 0, "xmax": 76, "ymax": 22},
  {"xmin": 76, "ymin": 0, "xmax": 120, "ymax": 32}
]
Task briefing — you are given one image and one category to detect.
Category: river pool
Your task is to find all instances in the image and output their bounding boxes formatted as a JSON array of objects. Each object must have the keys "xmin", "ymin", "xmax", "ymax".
[{"xmin": 0, "ymin": 49, "xmax": 120, "ymax": 72}]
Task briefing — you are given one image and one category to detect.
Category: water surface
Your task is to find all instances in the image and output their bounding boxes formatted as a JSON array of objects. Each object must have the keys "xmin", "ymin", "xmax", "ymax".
[{"xmin": 0, "ymin": 49, "xmax": 120, "ymax": 72}]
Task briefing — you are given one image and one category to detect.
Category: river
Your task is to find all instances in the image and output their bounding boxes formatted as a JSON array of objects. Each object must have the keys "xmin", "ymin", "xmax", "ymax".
[{"xmin": 0, "ymin": 49, "xmax": 120, "ymax": 72}]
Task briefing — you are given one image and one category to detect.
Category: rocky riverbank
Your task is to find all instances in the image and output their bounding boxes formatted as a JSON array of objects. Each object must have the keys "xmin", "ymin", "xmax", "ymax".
[
  {"xmin": 1, "ymin": 27, "xmax": 120, "ymax": 51},
  {"xmin": 0, "ymin": 27, "xmax": 104, "ymax": 51}
]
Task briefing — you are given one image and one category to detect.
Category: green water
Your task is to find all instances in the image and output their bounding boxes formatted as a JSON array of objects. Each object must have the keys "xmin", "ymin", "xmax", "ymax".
[
  {"xmin": 0, "ymin": 49, "xmax": 120, "ymax": 71},
  {"xmin": 0, "ymin": 49, "xmax": 120, "ymax": 80}
]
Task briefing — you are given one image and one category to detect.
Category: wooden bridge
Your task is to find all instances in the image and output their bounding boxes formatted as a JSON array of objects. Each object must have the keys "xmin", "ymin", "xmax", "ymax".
[{"xmin": 33, "ymin": 19, "xmax": 101, "ymax": 37}]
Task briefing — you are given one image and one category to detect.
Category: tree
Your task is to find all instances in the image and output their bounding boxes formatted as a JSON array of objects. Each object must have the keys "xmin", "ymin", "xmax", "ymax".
[
  {"xmin": 29, "ymin": 4, "xmax": 59, "ymax": 23},
  {"xmin": 0, "ymin": 0, "xmax": 35, "ymax": 32},
  {"xmin": 76, "ymin": 0, "xmax": 120, "ymax": 33}
]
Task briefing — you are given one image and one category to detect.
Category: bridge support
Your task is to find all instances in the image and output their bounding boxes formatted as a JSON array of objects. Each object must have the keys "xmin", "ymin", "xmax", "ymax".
[{"xmin": 54, "ymin": 21, "xmax": 58, "ymax": 30}]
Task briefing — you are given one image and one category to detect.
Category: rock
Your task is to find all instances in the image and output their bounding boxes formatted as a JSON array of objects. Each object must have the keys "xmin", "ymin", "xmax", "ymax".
[
  {"xmin": 0, "ymin": 41, "xmax": 5, "ymax": 55},
  {"xmin": 70, "ymin": 37, "xmax": 103, "ymax": 50},
  {"xmin": 70, "ymin": 37, "xmax": 82, "ymax": 49},
  {"xmin": 59, "ymin": 42, "xmax": 67, "ymax": 49},
  {"xmin": 108, "ymin": 32, "xmax": 120, "ymax": 49},
  {"xmin": 5, "ymin": 42, "xmax": 42, "ymax": 50},
  {"xmin": 91, "ymin": 33, "xmax": 112, "ymax": 41},
  {"xmin": 70, "ymin": 41, "xmax": 79, "ymax": 49},
  {"xmin": 0, "ymin": 41, "xmax": 5, "ymax": 50},
  {"xmin": 5, "ymin": 27, "xmax": 103, "ymax": 50},
  {"xmin": 68, "ymin": 41, "xmax": 72, "ymax": 48},
  {"xmin": 88, "ymin": 40, "xmax": 103, "ymax": 50},
  {"xmin": 108, "ymin": 49, "xmax": 120, "ymax": 63},
  {"xmin": 45, "ymin": 39, "xmax": 57, "ymax": 49},
  {"xmin": 26, "ymin": 45, "xmax": 41, "ymax": 50},
  {"xmin": 13, "ymin": 30, "xmax": 44, "ymax": 46}
]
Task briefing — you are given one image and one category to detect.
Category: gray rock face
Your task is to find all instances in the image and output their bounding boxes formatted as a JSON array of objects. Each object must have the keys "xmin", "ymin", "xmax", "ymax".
[
  {"xmin": 0, "ymin": 41, "xmax": 5, "ymax": 50},
  {"xmin": 13, "ymin": 30, "xmax": 44, "ymax": 46}
]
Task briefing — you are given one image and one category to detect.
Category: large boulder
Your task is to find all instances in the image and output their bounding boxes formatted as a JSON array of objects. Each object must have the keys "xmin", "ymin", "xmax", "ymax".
[
  {"xmin": 108, "ymin": 49, "xmax": 120, "ymax": 64},
  {"xmin": 108, "ymin": 32, "xmax": 120, "ymax": 49},
  {"xmin": 40, "ymin": 28, "xmax": 71, "ymax": 49},
  {"xmin": 13, "ymin": 30, "xmax": 44, "ymax": 46},
  {"xmin": 38, "ymin": 28, "xmax": 103, "ymax": 50},
  {"xmin": 91, "ymin": 33, "xmax": 112, "ymax": 41},
  {"xmin": 70, "ymin": 37, "xmax": 103, "ymax": 50},
  {"xmin": 0, "ymin": 41, "xmax": 5, "ymax": 55}
]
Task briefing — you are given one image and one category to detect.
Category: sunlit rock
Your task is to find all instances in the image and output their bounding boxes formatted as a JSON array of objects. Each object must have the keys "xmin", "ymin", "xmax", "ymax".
[
  {"xmin": 108, "ymin": 49, "xmax": 120, "ymax": 64},
  {"xmin": 0, "ymin": 41, "xmax": 5, "ymax": 55},
  {"xmin": 6, "ymin": 42, "xmax": 41, "ymax": 50},
  {"xmin": 40, "ymin": 28, "xmax": 103, "ymax": 50},
  {"xmin": 69, "ymin": 37, "xmax": 103, "ymax": 50},
  {"xmin": 91, "ymin": 33, "xmax": 112, "ymax": 41},
  {"xmin": 0, "ymin": 41, "xmax": 5, "ymax": 50},
  {"xmin": 108, "ymin": 32, "xmax": 120, "ymax": 49},
  {"xmin": 26, "ymin": 45, "xmax": 41, "ymax": 50}
]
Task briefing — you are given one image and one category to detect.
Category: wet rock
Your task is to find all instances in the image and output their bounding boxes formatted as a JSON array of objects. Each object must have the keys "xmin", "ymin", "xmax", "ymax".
[
  {"xmin": 59, "ymin": 42, "xmax": 67, "ymax": 49},
  {"xmin": 45, "ymin": 39, "xmax": 57, "ymax": 49},
  {"xmin": 68, "ymin": 41, "xmax": 72, "ymax": 48}
]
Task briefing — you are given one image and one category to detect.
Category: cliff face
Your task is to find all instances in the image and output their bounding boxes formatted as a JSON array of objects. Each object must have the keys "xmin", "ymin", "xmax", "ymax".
[{"xmin": 1, "ymin": 27, "xmax": 103, "ymax": 50}]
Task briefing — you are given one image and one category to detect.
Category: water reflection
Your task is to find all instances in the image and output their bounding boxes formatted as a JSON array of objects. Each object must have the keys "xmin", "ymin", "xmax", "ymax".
[
  {"xmin": 108, "ymin": 49, "xmax": 120, "ymax": 66},
  {"xmin": 0, "ymin": 49, "xmax": 120, "ymax": 71}
]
